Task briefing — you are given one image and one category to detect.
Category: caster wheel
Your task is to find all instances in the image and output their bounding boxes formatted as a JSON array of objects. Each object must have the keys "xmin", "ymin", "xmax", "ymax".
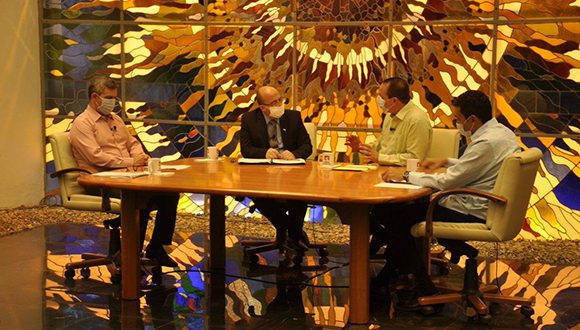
[
  {"xmin": 480, "ymin": 314, "xmax": 492, "ymax": 325},
  {"xmin": 420, "ymin": 306, "xmax": 435, "ymax": 316},
  {"xmin": 80, "ymin": 268, "xmax": 91, "ymax": 279},
  {"xmin": 318, "ymin": 248, "xmax": 328, "ymax": 258},
  {"xmin": 64, "ymin": 268, "xmax": 75, "ymax": 280},
  {"xmin": 520, "ymin": 306, "xmax": 534, "ymax": 318},
  {"xmin": 292, "ymin": 255, "xmax": 303, "ymax": 266},
  {"xmin": 111, "ymin": 273, "xmax": 121, "ymax": 284},
  {"xmin": 249, "ymin": 254, "xmax": 259, "ymax": 264}
]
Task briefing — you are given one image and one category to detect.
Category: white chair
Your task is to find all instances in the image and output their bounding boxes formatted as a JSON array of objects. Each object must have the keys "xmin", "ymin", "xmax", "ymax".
[
  {"xmin": 304, "ymin": 122, "xmax": 317, "ymax": 160},
  {"xmin": 411, "ymin": 147, "xmax": 542, "ymax": 320},
  {"xmin": 427, "ymin": 128, "xmax": 461, "ymax": 159}
]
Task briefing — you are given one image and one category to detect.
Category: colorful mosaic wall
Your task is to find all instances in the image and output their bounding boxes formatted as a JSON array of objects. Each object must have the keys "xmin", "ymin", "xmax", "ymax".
[{"xmin": 42, "ymin": 0, "xmax": 579, "ymax": 239}]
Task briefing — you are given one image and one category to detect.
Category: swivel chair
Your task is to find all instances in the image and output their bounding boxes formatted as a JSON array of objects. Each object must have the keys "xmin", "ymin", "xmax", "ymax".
[
  {"xmin": 411, "ymin": 148, "xmax": 542, "ymax": 320},
  {"xmin": 49, "ymin": 132, "xmax": 161, "ymax": 284}
]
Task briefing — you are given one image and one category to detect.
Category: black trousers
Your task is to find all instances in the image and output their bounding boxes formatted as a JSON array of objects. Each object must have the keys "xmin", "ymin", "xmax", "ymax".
[
  {"xmin": 371, "ymin": 199, "xmax": 484, "ymax": 276},
  {"xmin": 88, "ymin": 187, "xmax": 178, "ymax": 249},
  {"xmin": 251, "ymin": 198, "xmax": 307, "ymax": 241}
]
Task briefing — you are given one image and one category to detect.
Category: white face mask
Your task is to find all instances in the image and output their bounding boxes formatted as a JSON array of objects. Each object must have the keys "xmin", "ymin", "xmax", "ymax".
[
  {"xmin": 267, "ymin": 105, "xmax": 285, "ymax": 119},
  {"xmin": 97, "ymin": 95, "xmax": 116, "ymax": 115},
  {"xmin": 456, "ymin": 116, "xmax": 473, "ymax": 138},
  {"xmin": 377, "ymin": 95, "xmax": 388, "ymax": 113}
]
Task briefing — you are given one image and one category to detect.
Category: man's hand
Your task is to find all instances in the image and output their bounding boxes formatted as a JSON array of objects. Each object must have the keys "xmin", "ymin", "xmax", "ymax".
[
  {"xmin": 133, "ymin": 154, "xmax": 149, "ymax": 166},
  {"xmin": 359, "ymin": 144, "xmax": 379, "ymax": 163},
  {"xmin": 265, "ymin": 148, "xmax": 281, "ymax": 159},
  {"xmin": 419, "ymin": 158, "xmax": 447, "ymax": 173},
  {"xmin": 345, "ymin": 135, "xmax": 362, "ymax": 152},
  {"xmin": 381, "ymin": 168, "xmax": 405, "ymax": 182},
  {"xmin": 280, "ymin": 150, "xmax": 296, "ymax": 160}
]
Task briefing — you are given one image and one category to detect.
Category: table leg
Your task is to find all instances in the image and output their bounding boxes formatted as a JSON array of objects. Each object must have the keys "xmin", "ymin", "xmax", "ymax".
[
  {"xmin": 121, "ymin": 190, "xmax": 140, "ymax": 300},
  {"xmin": 207, "ymin": 194, "xmax": 226, "ymax": 327},
  {"xmin": 333, "ymin": 204, "xmax": 370, "ymax": 325}
]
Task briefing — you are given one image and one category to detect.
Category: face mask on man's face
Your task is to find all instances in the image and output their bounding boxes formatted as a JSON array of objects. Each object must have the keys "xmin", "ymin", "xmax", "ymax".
[
  {"xmin": 377, "ymin": 95, "xmax": 388, "ymax": 113},
  {"xmin": 456, "ymin": 116, "xmax": 473, "ymax": 138},
  {"xmin": 267, "ymin": 105, "xmax": 285, "ymax": 119},
  {"xmin": 97, "ymin": 95, "xmax": 116, "ymax": 115}
]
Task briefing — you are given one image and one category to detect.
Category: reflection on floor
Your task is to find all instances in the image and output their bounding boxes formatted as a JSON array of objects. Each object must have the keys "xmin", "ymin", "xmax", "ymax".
[{"xmin": 1, "ymin": 223, "xmax": 578, "ymax": 329}]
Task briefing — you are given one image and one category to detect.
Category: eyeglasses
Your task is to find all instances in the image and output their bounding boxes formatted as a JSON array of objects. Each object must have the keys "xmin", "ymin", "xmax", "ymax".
[{"xmin": 262, "ymin": 97, "xmax": 285, "ymax": 107}]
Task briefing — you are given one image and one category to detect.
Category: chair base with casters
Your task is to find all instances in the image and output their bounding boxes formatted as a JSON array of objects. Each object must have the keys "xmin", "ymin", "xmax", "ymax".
[
  {"xmin": 418, "ymin": 245, "xmax": 535, "ymax": 322},
  {"xmin": 62, "ymin": 216, "xmax": 164, "ymax": 285},
  {"xmin": 241, "ymin": 238, "xmax": 329, "ymax": 266}
]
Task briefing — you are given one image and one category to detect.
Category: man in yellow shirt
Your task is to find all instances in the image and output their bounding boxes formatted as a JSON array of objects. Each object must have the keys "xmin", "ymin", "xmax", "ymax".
[{"xmin": 346, "ymin": 77, "xmax": 432, "ymax": 165}]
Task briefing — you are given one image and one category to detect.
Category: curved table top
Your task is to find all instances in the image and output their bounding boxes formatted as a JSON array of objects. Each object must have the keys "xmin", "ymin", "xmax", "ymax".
[{"xmin": 78, "ymin": 159, "xmax": 432, "ymax": 205}]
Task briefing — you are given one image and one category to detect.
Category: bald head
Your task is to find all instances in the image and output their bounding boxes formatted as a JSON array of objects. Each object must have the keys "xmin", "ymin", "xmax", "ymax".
[{"xmin": 256, "ymin": 86, "xmax": 281, "ymax": 106}]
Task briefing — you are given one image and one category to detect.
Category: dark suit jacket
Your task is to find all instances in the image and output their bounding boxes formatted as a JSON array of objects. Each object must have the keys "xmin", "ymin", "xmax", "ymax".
[{"xmin": 240, "ymin": 109, "xmax": 312, "ymax": 159}]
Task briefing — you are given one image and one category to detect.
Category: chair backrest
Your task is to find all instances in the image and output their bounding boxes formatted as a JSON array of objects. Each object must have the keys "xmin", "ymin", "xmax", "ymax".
[
  {"xmin": 427, "ymin": 128, "xmax": 460, "ymax": 159},
  {"xmin": 487, "ymin": 148, "xmax": 542, "ymax": 241},
  {"xmin": 48, "ymin": 132, "xmax": 120, "ymax": 212},
  {"xmin": 304, "ymin": 122, "xmax": 317, "ymax": 160}
]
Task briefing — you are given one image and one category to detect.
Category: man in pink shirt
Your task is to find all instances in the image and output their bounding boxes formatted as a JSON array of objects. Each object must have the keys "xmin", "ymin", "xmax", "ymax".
[{"xmin": 69, "ymin": 75, "xmax": 178, "ymax": 267}]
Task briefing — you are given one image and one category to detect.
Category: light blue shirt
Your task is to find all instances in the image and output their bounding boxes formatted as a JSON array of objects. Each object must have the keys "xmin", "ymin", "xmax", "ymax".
[{"xmin": 409, "ymin": 118, "xmax": 521, "ymax": 219}]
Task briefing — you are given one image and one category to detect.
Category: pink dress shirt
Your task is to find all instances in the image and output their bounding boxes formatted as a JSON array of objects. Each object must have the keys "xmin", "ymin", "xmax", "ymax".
[{"xmin": 69, "ymin": 105, "xmax": 145, "ymax": 173}]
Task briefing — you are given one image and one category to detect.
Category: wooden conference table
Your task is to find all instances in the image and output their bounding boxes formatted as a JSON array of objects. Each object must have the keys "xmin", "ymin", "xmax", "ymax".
[{"xmin": 79, "ymin": 159, "xmax": 432, "ymax": 325}]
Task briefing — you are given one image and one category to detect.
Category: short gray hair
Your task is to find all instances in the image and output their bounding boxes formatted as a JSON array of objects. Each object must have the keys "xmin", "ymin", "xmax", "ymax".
[{"xmin": 87, "ymin": 75, "xmax": 117, "ymax": 98}]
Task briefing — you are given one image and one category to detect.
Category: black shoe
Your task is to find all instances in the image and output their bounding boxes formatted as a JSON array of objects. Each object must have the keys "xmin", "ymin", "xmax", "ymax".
[
  {"xmin": 145, "ymin": 245, "xmax": 178, "ymax": 267},
  {"xmin": 285, "ymin": 237, "xmax": 309, "ymax": 254}
]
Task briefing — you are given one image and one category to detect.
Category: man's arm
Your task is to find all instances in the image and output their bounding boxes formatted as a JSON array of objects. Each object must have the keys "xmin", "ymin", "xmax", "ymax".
[
  {"xmin": 288, "ymin": 116, "xmax": 312, "ymax": 160},
  {"xmin": 69, "ymin": 119, "xmax": 135, "ymax": 169},
  {"xmin": 239, "ymin": 113, "xmax": 268, "ymax": 158},
  {"xmin": 408, "ymin": 141, "xmax": 492, "ymax": 190}
]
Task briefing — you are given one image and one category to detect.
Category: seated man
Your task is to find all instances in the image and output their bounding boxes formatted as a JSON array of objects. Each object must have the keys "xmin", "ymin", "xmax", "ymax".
[
  {"xmin": 239, "ymin": 86, "xmax": 313, "ymax": 251},
  {"xmin": 69, "ymin": 75, "xmax": 179, "ymax": 267},
  {"xmin": 346, "ymin": 77, "xmax": 432, "ymax": 166},
  {"xmin": 376, "ymin": 90, "xmax": 520, "ymax": 309}
]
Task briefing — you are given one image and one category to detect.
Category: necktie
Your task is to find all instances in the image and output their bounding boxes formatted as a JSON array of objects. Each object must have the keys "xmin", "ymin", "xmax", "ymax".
[{"xmin": 268, "ymin": 120, "xmax": 279, "ymax": 148}]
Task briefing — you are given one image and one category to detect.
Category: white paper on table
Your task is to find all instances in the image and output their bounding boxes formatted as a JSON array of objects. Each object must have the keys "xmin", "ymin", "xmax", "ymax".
[
  {"xmin": 160, "ymin": 164, "xmax": 190, "ymax": 170},
  {"xmin": 374, "ymin": 182, "xmax": 424, "ymax": 189},
  {"xmin": 92, "ymin": 171, "xmax": 148, "ymax": 178}
]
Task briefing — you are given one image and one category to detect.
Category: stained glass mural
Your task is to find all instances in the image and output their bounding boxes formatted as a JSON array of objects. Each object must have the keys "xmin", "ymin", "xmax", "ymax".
[{"xmin": 42, "ymin": 0, "xmax": 579, "ymax": 240}]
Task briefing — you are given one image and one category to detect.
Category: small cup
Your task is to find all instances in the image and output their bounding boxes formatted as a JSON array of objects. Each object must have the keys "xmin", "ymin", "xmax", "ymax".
[
  {"xmin": 317, "ymin": 152, "xmax": 334, "ymax": 168},
  {"xmin": 406, "ymin": 158, "xmax": 420, "ymax": 172},
  {"xmin": 207, "ymin": 146, "xmax": 218, "ymax": 160},
  {"xmin": 148, "ymin": 158, "xmax": 161, "ymax": 175}
]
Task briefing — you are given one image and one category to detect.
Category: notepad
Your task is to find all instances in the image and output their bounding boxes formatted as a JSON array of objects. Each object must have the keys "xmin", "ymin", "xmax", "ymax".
[
  {"xmin": 374, "ymin": 182, "xmax": 423, "ymax": 189},
  {"xmin": 238, "ymin": 158, "xmax": 306, "ymax": 165},
  {"xmin": 92, "ymin": 171, "xmax": 148, "ymax": 179},
  {"xmin": 332, "ymin": 164, "xmax": 377, "ymax": 172},
  {"xmin": 160, "ymin": 164, "xmax": 190, "ymax": 170}
]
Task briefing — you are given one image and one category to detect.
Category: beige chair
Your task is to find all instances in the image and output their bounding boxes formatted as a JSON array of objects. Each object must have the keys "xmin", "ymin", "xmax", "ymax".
[
  {"xmin": 411, "ymin": 147, "xmax": 542, "ymax": 320},
  {"xmin": 49, "ymin": 132, "xmax": 159, "ymax": 283},
  {"xmin": 427, "ymin": 128, "xmax": 461, "ymax": 159},
  {"xmin": 304, "ymin": 122, "xmax": 317, "ymax": 160}
]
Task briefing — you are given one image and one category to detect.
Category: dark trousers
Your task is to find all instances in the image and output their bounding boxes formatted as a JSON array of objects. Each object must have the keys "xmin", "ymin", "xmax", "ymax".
[
  {"xmin": 88, "ymin": 188, "xmax": 178, "ymax": 250},
  {"xmin": 251, "ymin": 198, "xmax": 307, "ymax": 241},
  {"xmin": 371, "ymin": 200, "xmax": 484, "ymax": 277}
]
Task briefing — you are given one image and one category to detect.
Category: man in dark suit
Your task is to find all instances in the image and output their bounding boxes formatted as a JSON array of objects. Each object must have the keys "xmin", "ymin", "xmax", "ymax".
[{"xmin": 239, "ymin": 86, "xmax": 313, "ymax": 252}]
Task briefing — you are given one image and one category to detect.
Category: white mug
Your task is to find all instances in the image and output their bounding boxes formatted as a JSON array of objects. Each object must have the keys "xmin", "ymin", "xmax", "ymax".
[
  {"xmin": 406, "ymin": 158, "xmax": 420, "ymax": 172},
  {"xmin": 148, "ymin": 158, "xmax": 161, "ymax": 174},
  {"xmin": 207, "ymin": 146, "xmax": 218, "ymax": 160}
]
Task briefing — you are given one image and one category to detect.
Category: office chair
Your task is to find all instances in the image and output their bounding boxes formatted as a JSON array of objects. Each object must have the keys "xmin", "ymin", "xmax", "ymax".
[
  {"xmin": 411, "ymin": 148, "xmax": 542, "ymax": 320},
  {"xmin": 240, "ymin": 122, "xmax": 329, "ymax": 266},
  {"xmin": 48, "ymin": 132, "xmax": 161, "ymax": 284}
]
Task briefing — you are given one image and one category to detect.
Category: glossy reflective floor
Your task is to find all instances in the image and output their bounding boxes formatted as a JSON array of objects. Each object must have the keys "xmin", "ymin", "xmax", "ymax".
[{"xmin": 0, "ymin": 224, "xmax": 578, "ymax": 329}]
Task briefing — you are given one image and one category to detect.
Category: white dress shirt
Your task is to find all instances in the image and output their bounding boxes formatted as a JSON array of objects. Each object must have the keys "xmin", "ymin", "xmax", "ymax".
[{"xmin": 408, "ymin": 118, "xmax": 521, "ymax": 219}]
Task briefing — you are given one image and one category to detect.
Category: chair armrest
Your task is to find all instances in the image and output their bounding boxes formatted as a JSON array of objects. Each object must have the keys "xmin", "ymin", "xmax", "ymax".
[
  {"xmin": 50, "ymin": 167, "xmax": 93, "ymax": 178},
  {"xmin": 424, "ymin": 188, "xmax": 507, "ymax": 239}
]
